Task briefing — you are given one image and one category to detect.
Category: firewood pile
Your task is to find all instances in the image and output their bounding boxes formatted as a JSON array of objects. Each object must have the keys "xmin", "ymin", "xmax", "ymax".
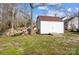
[{"xmin": 4, "ymin": 27, "xmax": 31, "ymax": 36}]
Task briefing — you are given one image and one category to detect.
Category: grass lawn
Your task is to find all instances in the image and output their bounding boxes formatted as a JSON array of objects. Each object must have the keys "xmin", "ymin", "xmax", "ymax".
[{"xmin": 0, "ymin": 32, "xmax": 79, "ymax": 55}]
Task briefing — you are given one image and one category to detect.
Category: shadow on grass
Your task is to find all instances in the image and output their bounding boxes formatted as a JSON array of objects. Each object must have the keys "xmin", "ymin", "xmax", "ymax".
[{"xmin": 70, "ymin": 31, "xmax": 79, "ymax": 35}]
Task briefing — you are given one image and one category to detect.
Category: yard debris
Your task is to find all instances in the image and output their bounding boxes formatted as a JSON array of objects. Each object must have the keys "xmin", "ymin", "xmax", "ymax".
[{"xmin": 4, "ymin": 27, "xmax": 31, "ymax": 36}]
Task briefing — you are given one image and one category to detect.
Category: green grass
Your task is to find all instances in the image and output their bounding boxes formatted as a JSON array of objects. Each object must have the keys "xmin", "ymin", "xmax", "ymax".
[{"xmin": 0, "ymin": 32, "xmax": 79, "ymax": 55}]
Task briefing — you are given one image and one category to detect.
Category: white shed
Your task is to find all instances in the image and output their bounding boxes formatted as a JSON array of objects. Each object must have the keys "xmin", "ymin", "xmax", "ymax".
[{"xmin": 36, "ymin": 16, "xmax": 64, "ymax": 34}]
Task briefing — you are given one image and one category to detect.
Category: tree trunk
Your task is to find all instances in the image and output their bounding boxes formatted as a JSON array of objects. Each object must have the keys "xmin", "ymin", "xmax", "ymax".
[
  {"xmin": 31, "ymin": 8, "xmax": 33, "ymax": 34},
  {"xmin": 11, "ymin": 7, "xmax": 15, "ymax": 35}
]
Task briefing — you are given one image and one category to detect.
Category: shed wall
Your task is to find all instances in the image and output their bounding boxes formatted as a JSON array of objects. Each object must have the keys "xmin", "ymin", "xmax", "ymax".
[{"xmin": 40, "ymin": 21, "xmax": 64, "ymax": 34}]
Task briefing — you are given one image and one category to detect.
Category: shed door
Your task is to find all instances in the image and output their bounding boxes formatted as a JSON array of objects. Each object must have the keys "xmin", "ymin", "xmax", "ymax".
[
  {"xmin": 52, "ymin": 22, "xmax": 64, "ymax": 33},
  {"xmin": 40, "ymin": 21, "xmax": 53, "ymax": 34}
]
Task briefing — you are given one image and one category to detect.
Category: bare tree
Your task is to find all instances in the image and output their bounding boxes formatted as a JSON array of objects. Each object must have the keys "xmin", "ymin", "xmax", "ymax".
[
  {"xmin": 0, "ymin": 3, "xmax": 19, "ymax": 34},
  {"xmin": 0, "ymin": 3, "xmax": 34, "ymax": 35},
  {"xmin": 30, "ymin": 3, "xmax": 48, "ymax": 34}
]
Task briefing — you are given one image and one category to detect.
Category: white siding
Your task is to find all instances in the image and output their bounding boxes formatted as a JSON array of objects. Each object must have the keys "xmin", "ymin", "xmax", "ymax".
[
  {"xmin": 40, "ymin": 21, "xmax": 64, "ymax": 34},
  {"xmin": 68, "ymin": 17, "xmax": 79, "ymax": 30},
  {"xmin": 40, "ymin": 21, "xmax": 53, "ymax": 34},
  {"xmin": 52, "ymin": 22, "xmax": 64, "ymax": 33}
]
